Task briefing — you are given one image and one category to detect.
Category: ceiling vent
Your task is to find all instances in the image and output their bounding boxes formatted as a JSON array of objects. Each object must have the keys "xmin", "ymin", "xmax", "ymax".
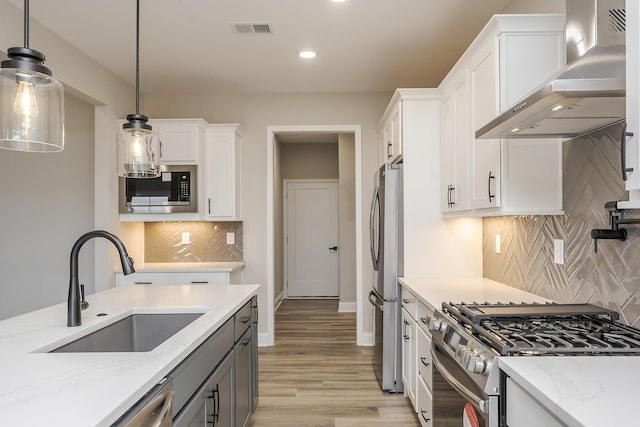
[{"xmin": 232, "ymin": 23, "xmax": 273, "ymax": 34}]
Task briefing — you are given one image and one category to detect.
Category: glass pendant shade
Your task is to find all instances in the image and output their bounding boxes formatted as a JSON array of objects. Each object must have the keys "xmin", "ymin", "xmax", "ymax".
[
  {"xmin": 117, "ymin": 113, "xmax": 159, "ymax": 178},
  {"xmin": 0, "ymin": 47, "xmax": 64, "ymax": 152}
]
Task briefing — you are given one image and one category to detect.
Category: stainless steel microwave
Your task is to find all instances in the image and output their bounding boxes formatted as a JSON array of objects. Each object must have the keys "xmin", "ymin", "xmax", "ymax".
[{"xmin": 119, "ymin": 165, "xmax": 198, "ymax": 214}]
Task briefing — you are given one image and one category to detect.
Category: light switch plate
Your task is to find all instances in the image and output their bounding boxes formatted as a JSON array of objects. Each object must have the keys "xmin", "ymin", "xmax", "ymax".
[
  {"xmin": 495, "ymin": 234, "xmax": 501, "ymax": 254},
  {"xmin": 554, "ymin": 239, "xmax": 564, "ymax": 265},
  {"xmin": 227, "ymin": 232, "xmax": 235, "ymax": 245}
]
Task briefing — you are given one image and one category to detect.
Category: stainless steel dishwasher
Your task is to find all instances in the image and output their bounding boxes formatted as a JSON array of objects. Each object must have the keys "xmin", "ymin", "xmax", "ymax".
[{"xmin": 112, "ymin": 377, "xmax": 174, "ymax": 427}]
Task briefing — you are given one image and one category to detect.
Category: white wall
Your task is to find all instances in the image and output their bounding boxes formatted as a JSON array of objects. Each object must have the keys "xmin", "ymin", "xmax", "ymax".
[
  {"xmin": 0, "ymin": 0, "xmax": 137, "ymax": 318},
  {"xmin": 0, "ymin": 93, "xmax": 94, "ymax": 320},
  {"xmin": 502, "ymin": 0, "xmax": 564, "ymax": 14},
  {"xmin": 281, "ymin": 143, "xmax": 339, "ymax": 179},
  {"xmin": 144, "ymin": 92, "xmax": 390, "ymax": 340}
]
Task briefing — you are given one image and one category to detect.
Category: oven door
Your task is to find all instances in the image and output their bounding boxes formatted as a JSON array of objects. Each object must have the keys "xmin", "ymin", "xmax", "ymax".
[{"xmin": 431, "ymin": 341, "xmax": 493, "ymax": 427}]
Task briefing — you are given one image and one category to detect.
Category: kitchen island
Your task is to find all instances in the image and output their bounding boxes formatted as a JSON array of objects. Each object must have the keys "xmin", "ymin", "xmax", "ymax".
[{"xmin": 0, "ymin": 283, "xmax": 259, "ymax": 426}]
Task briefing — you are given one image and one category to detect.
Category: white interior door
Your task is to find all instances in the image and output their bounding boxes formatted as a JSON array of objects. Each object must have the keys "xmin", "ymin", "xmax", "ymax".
[{"xmin": 286, "ymin": 181, "xmax": 339, "ymax": 297}]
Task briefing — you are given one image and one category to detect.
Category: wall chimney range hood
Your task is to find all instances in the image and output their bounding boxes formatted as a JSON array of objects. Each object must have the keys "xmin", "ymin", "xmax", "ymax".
[{"xmin": 476, "ymin": 0, "xmax": 626, "ymax": 140}]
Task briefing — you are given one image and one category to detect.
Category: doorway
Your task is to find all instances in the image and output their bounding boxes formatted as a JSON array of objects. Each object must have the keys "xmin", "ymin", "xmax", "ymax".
[
  {"xmin": 266, "ymin": 125, "xmax": 363, "ymax": 347},
  {"xmin": 284, "ymin": 181, "xmax": 339, "ymax": 297}
]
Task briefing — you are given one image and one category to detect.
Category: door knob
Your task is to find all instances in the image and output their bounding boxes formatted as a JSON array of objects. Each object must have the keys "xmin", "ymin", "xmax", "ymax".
[{"xmin": 329, "ymin": 246, "xmax": 338, "ymax": 251}]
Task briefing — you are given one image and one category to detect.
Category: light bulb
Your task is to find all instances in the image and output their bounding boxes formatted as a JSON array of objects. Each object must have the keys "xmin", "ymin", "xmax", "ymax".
[
  {"xmin": 13, "ymin": 80, "xmax": 39, "ymax": 131},
  {"xmin": 130, "ymin": 131, "xmax": 144, "ymax": 161}
]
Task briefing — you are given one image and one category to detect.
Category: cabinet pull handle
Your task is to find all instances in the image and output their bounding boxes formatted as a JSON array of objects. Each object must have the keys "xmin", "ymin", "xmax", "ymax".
[
  {"xmin": 621, "ymin": 122, "xmax": 634, "ymax": 181},
  {"xmin": 420, "ymin": 410, "xmax": 431, "ymax": 423},
  {"xmin": 207, "ymin": 385, "xmax": 220, "ymax": 425},
  {"xmin": 402, "ymin": 298, "xmax": 410, "ymax": 304},
  {"xmin": 242, "ymin": 337, "xmax": 251, "ymax": 346},
  {"xmin": 420, "ymin": 317, "xmax": 428, "ymax": 325},
  {"xmin": 240, "ymin": 316, "xmax": 251, "ymax": 324},
  {"xmin": 387, "ymin": 141, "xmax": 392, "ymax": 158},
  {"xmin": 420, "ymin": 357, "xmax": 430, "ymax": 367},
  {"xmin": 447, "ymin": 185, "xmax": 456, "ymax": 208},
  {"xmin": 488, "ymin": 171, "xmax": 496, "ymax": 203},
  {"xmin": 208, "ymin": 197, "xmax": 212, "ymax": 215},
  {"xmin": 134, "ymin": 281, "xmax": 152, "ymax": 285},
  {"xmin": 159, "ymin": 140, "xmax": 163, "ymax": 159},
  {"xmin": 191, "ymin": 281, "xmax": 209, "ymax": 284}
]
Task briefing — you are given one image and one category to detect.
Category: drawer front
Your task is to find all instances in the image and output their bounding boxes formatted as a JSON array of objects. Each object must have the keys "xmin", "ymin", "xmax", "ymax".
[
  {"xmin": 172, "ymin": 272, "xmax": 229, "ymax": 285},
  {"xmin": 417, "ymin": 327, "xmax": 432, "ymax": 391},
  {"xmin": 417, "ymin": 376, "xmax": 433, "ymax": 427},
  {"xmin": 116, "ymin": 272, "xmax": 171, "ymax": 286},
  {"xmin": 401, "ymin": 286, "xmax": 418, "ymax": 320},
  {"xmin": 234, "ymin": 300, "xmax": 252, "ymax": 341},
  {"xmin": 170, "ymin": 318, "xmax": 234, "ymax": 417}
]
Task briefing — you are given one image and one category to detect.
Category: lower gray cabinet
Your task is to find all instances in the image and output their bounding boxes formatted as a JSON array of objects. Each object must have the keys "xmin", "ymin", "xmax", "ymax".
[
  {"xmin": 173, "ymin": 352, "xmax": 234, "ymax": 427},
  {"xmin": 235, "ymin": 328, "xmax": 252, "ymax": 427}
]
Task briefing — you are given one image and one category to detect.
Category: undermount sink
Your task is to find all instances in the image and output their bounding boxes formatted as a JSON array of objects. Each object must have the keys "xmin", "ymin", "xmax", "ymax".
[{"xmin": 50, "ymin": 313, "xmax": 203, "ymax": 353}]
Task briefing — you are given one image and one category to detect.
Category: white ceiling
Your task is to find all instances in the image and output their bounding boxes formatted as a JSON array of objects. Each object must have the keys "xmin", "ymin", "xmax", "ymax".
[{"xmin": 5, "ymin": 0, "xmax": 521, "ymax": 95}]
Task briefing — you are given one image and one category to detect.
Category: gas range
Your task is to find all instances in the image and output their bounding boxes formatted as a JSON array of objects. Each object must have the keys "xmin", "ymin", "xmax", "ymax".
[{"xmin": 430, "ymin": 301, "xmax": 640, "ymax": 388}]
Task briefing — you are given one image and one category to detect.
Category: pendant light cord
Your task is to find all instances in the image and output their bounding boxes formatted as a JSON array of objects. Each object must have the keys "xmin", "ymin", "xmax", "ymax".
[
  {"xmin": 23, "ymin": 0, "xmax": 29, "ymax": 48},
  {"xmin": 135, "ymin": 0, "xmax": 140, "ymax": 115}
]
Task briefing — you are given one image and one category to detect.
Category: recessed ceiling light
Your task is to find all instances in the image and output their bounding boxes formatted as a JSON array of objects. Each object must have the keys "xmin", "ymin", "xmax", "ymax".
[
  {"xmin": 299, "ymin": 50, "xmax": 317, "ymax": 59},
  {"xmin": 331, "ymin": 0, "xmax": 348, "ymax": 2},
  {"xmin": 551, "ymin": 105, "xmax": 564, "ymax": 111},
  {"xmin": 511, "ymin": 128, "xmax": 520, "ymax": 133}
]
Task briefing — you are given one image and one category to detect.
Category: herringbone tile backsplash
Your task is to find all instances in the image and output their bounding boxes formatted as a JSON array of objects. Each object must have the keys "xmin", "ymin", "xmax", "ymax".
[
  {"xmin": 144, "ymin": 222, "xmax": 243, "ymax": 263},
  {"xmin": 483, "ymin": 123, "xmax": 640, "ymax": 327}
]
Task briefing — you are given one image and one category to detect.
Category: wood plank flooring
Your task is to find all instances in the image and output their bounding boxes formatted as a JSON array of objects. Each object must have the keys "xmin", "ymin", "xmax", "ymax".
[{"xmin": 249, "ymin": 299, "xmax": 420, "ymax": 427}]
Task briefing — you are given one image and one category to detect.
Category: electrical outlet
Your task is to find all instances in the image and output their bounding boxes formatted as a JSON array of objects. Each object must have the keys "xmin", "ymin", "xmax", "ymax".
[
  {"xmin": 181, "ymin": 232, "xmax": 191, "ymax": 245},
  {"xmin": 227, "ymin": 232, "xmax": 235, "ymax": 245},
  {"xmin": 554, "ymin": 239, "xmax": 564, "ymax": 265},
  {"xmin": 495, "ymin": 234, "xmax": 501, "ymax": 254}
]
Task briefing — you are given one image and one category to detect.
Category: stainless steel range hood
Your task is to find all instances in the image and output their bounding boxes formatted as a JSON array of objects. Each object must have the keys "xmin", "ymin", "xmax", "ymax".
[{"xmin": 476, "ymin": 0, "xmax": 626, "ymax": 139}]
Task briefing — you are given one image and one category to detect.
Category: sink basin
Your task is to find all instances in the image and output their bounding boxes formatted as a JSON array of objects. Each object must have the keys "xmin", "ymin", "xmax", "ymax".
[{"xmin": 50, "ymin": 313, "xmax": 203, "ymax": 353}]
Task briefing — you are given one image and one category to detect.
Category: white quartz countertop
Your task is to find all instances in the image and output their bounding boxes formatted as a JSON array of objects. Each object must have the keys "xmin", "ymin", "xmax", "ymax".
[
  {"xmin": 118, "ymin": 261, "xmax": 245, "ymax": 273},
  {"xmin": 398, "ymin": 276, "xmax": 551, "ymax": 312},
  {"xmin": 499, "ymin": 357, "xmax": 640, "ymax": 427},
  {"xmin": 0, "ymin": 284, "xmax": 259, "ymax": 427}
]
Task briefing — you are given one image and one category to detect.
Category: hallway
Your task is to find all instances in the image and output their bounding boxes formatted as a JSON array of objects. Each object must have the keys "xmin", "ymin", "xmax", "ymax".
[{"xmin": 250, "ymin": 299, "xmax": 420, "ymax": 427}]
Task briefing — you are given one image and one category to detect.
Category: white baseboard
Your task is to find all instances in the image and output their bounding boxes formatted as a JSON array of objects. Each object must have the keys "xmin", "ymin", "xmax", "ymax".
[
  {"xmin": 274, "ymin": 291, "xmax": 284, "ymax": 312},
  {"xmin": 258, "ymin": 332, "xmax": 273, "ymax": 347},
  {"xmin": 359, "ymin": 332, "xmax": 374, "ymax": 346},
  {"xmin": 338, "ymin": 301, "xmax": 356, "ymax": 313}
]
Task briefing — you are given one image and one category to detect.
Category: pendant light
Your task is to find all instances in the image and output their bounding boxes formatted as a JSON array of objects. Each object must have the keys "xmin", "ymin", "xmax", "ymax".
[
  {"xmin": 0, "ymin": 0, "xmax": 65, "ymax": 152},
  {"xmin": 117, "ymin": 0, "xmax": 159, "ymax": 178}
]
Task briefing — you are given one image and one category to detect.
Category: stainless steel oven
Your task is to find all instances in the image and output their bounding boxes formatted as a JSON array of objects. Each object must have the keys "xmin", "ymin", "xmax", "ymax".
[{"xmin": 427, "ymin": 302, "xmax": 640, "ymax": 427}]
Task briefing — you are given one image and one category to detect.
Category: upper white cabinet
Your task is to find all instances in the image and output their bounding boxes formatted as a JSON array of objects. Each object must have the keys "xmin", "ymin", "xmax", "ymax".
[
  {"xmin": 149, "ymin": 119, "xmax": 207, "ymax": 164},
  {"xmin": 379, "ymin": 100, "xmax": 402, "ymax": 164},
  {"xmin": 204, "ymin": 124, "xmax": 243, "ymax": 220},
  {"xmin": 440, "ymin": 15, "xmax": 566, "ymax": 216},
  {"xmin": 625, "ymin": 1, "xmax": 640, "ymax": 196}
]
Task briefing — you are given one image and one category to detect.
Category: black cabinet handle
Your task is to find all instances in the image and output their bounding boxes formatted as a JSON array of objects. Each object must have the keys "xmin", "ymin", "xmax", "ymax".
[
  {"xmin": 488, "ymin": 171, "xmax": 496, "ymax": 203},
  {"xmin": 621, "ymin": 122, "xmax": 634, "ymax": 181},
  {"xmin": 191, "ymin": 281, "xmax": 209, "ymax": 284},
  {"xmin": 207, "ymin": 385, "xmax": 220, "ymax": 425},
  {"xmin": 420, "ymin": 357, "xmax": 430, "ymax": 367},
  {"xmin": 447, "ymin": 184, "xmax": 456, "ymax": 208},
  {"xmin": 240, "ymin": 316, "xmax": 250, "ymax": 324},
  {"xmin": 420, "ymin": 317, "xmax": 427, "ymax": 325},
  {"xmin": 329, "ymin": 246, "xmax": 338, "ymax": 251},
  {"xmin": 208, "ymin": 198, "xmax": 212, "ymax": 215},
  {"xmin": 420, "ymin": 410, "xmax": 430, "ymax": 423},
  {"xmin": 134, "ymin": 281, "xmax": 152, "ymax": 285}
]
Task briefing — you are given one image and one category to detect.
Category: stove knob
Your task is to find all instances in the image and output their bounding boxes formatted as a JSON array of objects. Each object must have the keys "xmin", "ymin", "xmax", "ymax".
[
  {"xmin": 428, "ymin": 317, "xmax": 448, "ymax": 333},
  {"xmin": 467, "ymin": 354, "xmax": 487, "ymax": 375},
  {"xmin": 455, "ymin": 345, "xmax": 470, "ymax": 361}
]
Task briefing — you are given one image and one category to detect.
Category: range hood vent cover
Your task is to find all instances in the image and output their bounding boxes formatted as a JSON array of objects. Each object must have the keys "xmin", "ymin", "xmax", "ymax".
[
  {"xmin": 476, "ymin": 0, "xmax": 626, "ymax": 140},
  {"xmin": 232, "ymin": 23, "xmax": 273, "ymax": 34}
]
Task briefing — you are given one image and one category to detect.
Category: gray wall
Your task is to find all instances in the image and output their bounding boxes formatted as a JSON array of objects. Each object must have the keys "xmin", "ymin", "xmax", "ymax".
[
  {"xmin": 281, "ymin": 143, "xmax": 339, "ymax": 179},
  {"xmin": 338, "ymin": 134, "xmax": 357, "ymax": 306},
  {"xmin": 483, "ymin": 123, "xmax": 640, "ymax": 327},
  {"xmin": 0, "ymin": 93, "xmax": 95, "ymax": 320}
]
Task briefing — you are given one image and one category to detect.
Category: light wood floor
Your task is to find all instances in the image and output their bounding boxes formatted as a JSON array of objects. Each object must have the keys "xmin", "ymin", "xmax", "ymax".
[{"xmin": 249, "ymin": 299, "xmax": 420, "ymax": 427}]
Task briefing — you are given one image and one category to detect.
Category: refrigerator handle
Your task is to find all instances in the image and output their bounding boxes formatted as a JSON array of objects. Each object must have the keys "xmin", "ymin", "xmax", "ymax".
[
  {"xmin": 369, "ymin": 186, "xmax": 380, "ymax": 270},
  {"xmin": 368, "ymin": 290, "xmax": 384, "ymax": 310}
]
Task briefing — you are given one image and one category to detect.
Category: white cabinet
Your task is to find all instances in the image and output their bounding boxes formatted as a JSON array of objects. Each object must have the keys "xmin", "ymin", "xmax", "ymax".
[
  {"xmin": 505, "ymin": 377, "xmax": 565, "ymax": 427},
  {"xmin": 625, "ymin": 1, "xmax": 640, "ymax": 195},
  {"xmin": 440, "ymin": 15, "xmax": 566, "ymax": 216},
  {"xmin": 401, "ymin": 284, "xmax": 435, "ymax": 422},
  {"xmin": 204, "ymin": 124, "xmax": 243, "ymax": 220},
  {"xmin": 441, "ymin": 69, "xmax": 470, "ymax": 213},
  {"xmin": 379, "ymin": 100, "xmax": 401, "ymax": 164},
  {"xmin": 149, "ymin": 119, "xmax": 207, "ymax": 164},
  {"xmin": 116, "ymin": 270, "xmax": 238, "ymax": 286}
]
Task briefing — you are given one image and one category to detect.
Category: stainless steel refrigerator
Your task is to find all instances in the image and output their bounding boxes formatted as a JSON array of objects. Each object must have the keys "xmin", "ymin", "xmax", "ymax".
[{"xmin": 368, "ymin": 163, "xmax": 403, "ymax": 393}]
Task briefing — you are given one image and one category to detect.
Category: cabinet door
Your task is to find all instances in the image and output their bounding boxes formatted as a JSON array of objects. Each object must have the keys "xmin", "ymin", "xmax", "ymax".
[
  {"xmin": 206, "ymin": 352, "xmax": 235, "ymax": 427},
  {"xmin": 469, "ymin": 42, "xmax": 501, "ymax": 210},
  {"xmin": 381, "ymin": 101, "xmax": 401, "ymax": 164},
  {"xmin": 416, "ymin": 377, "xmax": 433, "ymax": 427},
  {"xmin": 157, "ymin": 125, "xmax": 200, "ymax": 164},
  {"xmin": 401, "ymin": 308, "xmax": 417, "ymax": 408},
  {"xmin": 235, "ymin": 329, "xmax": 252, "ymax": 427},
  {"xmin": 442, "ymin": 74, "xmax": 470, "ymax": 213},
  {"xmin": 205, "ymin": 126, "xmax": 241, "ymax": 220},
  {"xmin": 506, "ymin": 377, "xmax": 565, "ymax": 427}
]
